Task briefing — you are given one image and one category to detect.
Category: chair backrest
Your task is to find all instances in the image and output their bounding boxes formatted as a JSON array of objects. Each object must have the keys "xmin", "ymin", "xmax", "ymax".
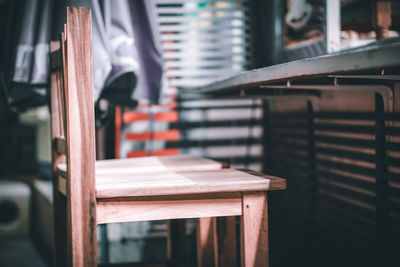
[{"xmin": 50, "ymin": 7, "xmax": 97, "ymax": 265}]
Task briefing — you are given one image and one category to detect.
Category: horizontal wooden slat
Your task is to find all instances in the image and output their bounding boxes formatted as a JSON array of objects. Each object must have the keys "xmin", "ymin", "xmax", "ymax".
[
  {"xmin": 96, "ymin": 193, "xmax": 242, "ymax": 224},
  {"xmin": 95, "ymin": 169, "xmax": 285, "ymax": 198},
  {"xmin": 238, "ymin": 169, "xmax": 287, "ymax": 190}
]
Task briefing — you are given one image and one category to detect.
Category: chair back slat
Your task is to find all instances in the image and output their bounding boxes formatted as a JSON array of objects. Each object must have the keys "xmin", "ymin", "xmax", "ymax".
[
  {"xmin": 49, "ymin": 40, "xmax": 70, "ymax": 266},
  {"xmin": 50, "ymin": 41, "xmax": 63, "ymax": 143},
  {"xmin": 50, "ymin": 7, "xmax": 98, "ymax": 266}
]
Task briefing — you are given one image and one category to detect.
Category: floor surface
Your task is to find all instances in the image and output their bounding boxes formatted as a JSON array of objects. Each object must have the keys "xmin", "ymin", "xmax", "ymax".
[{"xmin": 0, "ymin": 237, "xmax": 46, "ymax": 267}]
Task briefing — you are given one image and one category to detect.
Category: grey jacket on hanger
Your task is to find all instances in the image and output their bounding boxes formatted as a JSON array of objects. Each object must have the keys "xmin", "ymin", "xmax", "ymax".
[{"xmin": 2, "ymin": 0, "xmax": 163, "ymax": 111}]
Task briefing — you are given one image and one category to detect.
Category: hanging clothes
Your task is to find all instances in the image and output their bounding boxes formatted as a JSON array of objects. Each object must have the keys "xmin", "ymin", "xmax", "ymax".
[
  {"xmin": 2, "ymin": 0, "xmax": 52, "ymax": 111},
  {"xmin": 1, "ymin": 0, "xmax": 163, "ymax": 112},
  {"xmin": 100, "ymin": 0, "xmax": 163, "ymax": 107}
]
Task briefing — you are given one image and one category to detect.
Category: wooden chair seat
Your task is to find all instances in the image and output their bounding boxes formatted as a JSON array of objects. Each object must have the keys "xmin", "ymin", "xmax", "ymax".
[{"xmin": 57, "ymin": 162, "xmax": 284, "ymax": 198}]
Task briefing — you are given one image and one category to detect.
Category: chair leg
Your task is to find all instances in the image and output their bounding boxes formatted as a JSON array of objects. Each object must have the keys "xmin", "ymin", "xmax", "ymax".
[
  {"xmin": 240, "ymin": 192, "xmax": 269, "ymax": 267},
  {"xmin": 167, "ymin": 219, "xmax": 187, "ymax": 265},
  {"xmin": 65, "ymin": 202, "xmax": 98, "ymax": 267},
  {"xmin": 66, "ymin": 187, "xmax": 98, "ymax": 267},
  {"xmin": 53, "ymin": 189, "xmax": 68, "ymax": 267},
  {"xmin": 217, "ymin": 216, "xmax": 237, "ymax": 267},
  {"xmin": 196, "ymin": 217, "xmax": 218, "ymax": 267}
]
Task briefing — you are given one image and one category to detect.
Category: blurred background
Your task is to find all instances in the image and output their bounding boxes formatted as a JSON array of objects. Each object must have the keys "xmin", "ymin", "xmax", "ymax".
[{"xmin": 0, "ymin": 0, "xmax": 400, "ymax": 266}]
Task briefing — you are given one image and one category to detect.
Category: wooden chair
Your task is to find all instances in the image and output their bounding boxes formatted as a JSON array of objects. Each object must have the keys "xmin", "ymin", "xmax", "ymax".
[{"xmin": 50, "ymin": 7, "xmax": 286, "ymax": 267}]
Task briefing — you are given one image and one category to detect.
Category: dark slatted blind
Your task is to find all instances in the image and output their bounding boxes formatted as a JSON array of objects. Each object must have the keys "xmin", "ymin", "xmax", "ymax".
[{"xmin": 266, "ymin": 110, "xmax": 400, "ymax": 267}]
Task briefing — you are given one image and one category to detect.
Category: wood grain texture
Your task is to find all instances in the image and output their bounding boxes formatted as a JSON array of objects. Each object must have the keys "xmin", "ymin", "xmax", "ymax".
[
  {"xmin": 240, "ymin": 192, "xmax": 269, "ymax": 267},
  {"xmin": 61, "ymin": 24, "xmax": 67, "ymax": 139},
  {"xmin": 197, "ymin": 217, "xmax": 218, "ymax": 267},
  {"xmin": 50, "ymin": 43, "xmax": 62, "ymax": 140},
  {"xmin": 61, "ymin": 29, "xmax": 74, "ymax": 267},
  {"xmin": 94, "ymin": 169, "xmax": 278, "ymax": 198},
  {"xmin": 96, "ymin": 194, "xmax": 242, "ymax": 224},
  {"xmin": 50, "ymin": 40, "xmax": 68, "ymax": 267},
  {"xmin": 64, "ymin": 7, "xmax": 97, "ymax": 267},
  {"xmin": 238, "ymin": 169, "xmax": 286, "ymax": 191}
]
